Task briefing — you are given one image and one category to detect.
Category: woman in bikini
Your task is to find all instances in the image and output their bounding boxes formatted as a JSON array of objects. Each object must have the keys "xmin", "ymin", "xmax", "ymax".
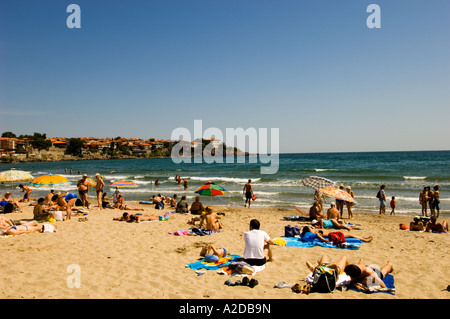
[
  {"xmin": 116, "ymin": 194, "xmax": 144, "ymax": 211},
  {"xmin": 0, "ymin": 216, "xmax": 44, "ymax": 235}
]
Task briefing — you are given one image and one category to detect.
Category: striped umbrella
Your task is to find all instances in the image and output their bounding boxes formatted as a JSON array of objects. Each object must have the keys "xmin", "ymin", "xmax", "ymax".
[
  {"xmin": 87, "ymin": 178, "xmax": 97, "ymax": 190},
  {"xmin": 29, "ymin": 174, "xmax": 71, "ymax": 188},
  {"xmin": 194, "ymin": 181, "xmax": 227, "ymax": 197},
  {"xmin": 109, "ymin": 180, "xmax": 138, "ymax": 188},
  {"xmin": 319, "ymin": 187, "xmax": 355, "ymax": 203},
  {"xmin": 0, "ymin": 169, "xmax": 34, "ymax": 189}
]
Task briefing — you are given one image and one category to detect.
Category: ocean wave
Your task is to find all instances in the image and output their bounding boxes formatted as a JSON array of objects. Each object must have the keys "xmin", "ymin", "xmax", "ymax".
[
  {"xmin": 403, "ymin": 176, "xmax": 427, "ymax": 180},
  {"xmin": 182, "ymin": 176, "xmax": 261, "ymax": 183}
]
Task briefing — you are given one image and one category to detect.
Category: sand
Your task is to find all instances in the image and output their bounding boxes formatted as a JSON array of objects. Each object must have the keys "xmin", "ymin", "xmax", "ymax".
[{"xmin": 1, "ymin": 201, "xmax": 449, "ymax": 299}]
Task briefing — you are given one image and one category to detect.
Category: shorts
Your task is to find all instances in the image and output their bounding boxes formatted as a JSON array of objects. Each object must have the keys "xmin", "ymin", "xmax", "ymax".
[
  {"xmin": 379, "ymin": 198, "xmax": 385, "ymax": 208},
  {"xmin": 432, "ymin": 199, "xmax": 440, "ymax": 210},
  {"xmin": 244, "ymin": 258, "xmax": 266, "ymax": 266},
  {"xmin": 369, "ymin": 266, "xmax": 385, "ymax": 280},
  {"xmin": 79, "ymin": 189, "xmax": 88, "ymax": 196},
  {"xmin": 245, "ymin": 192, "xmax": 252, "ymax": 199}
]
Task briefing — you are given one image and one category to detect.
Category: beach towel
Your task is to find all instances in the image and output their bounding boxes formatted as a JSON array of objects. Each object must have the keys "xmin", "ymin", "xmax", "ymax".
[
  {"xmin": 186, "ymin": 254, "xmax": 241, "ymax": 270},
  {"xmin": 349, "ymin": 274, "xmax": 396, "ymax": 295},
  {"xmin": 169, "ymin": 227, "xmax": 222, "ymax": 236},
  {"xmin": 275, "ymin": 236, "xmax": 363, "ymax": 250}
]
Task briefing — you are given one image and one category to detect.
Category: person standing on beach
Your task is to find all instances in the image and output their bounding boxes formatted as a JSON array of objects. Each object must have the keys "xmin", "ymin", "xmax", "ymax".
[
  {"xmin": 336, "ymin": 184, "xmax": 345, "ymax": 218},
  {"xmin": 345, "ymin": 186, "xmax": 355, "ymax": 219},
  {"xmin": 419, "ymin": 187, "xmax": 429, "ymax": 217},
  {"xmin": 377, "ymin": 185, "xmax": 386, "ymax": 215},
  {"xmin": 95, "ymin": 173, "xmax": 105, "ymax": 210},
  {"xmin": 243, "ymin": 179, "xmax": 254, "ymax": 208},
  {"xmin": 431, "ymin": 185, "xmax": 440, "ymax": 218},
  {"xmin": 77, "ymin": 174, "xmax": 89, "ymax": 209}
]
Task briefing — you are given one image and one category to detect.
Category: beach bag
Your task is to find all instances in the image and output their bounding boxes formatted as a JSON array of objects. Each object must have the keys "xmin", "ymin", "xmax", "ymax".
[
  {"xmin": 52, "ymin": 211, "xmax": 64, "ymax": 221},
  {"xmin": 284, "ymin": 225, "xmax": 301, "ymax": 237},
  {"xmin": 376, "ymin": 190, "xmax": 381, "ymax": 198},
  {"xmin": 328, "ymin": 232, "xmax": 346, "ymax": 245},
  {"xmin": 310, "ymin": 266, "xmax": 337, "ymax": 293},
  {"xmin": 3, "ymin": 203, "xmax": 14, "ymax": 214}
]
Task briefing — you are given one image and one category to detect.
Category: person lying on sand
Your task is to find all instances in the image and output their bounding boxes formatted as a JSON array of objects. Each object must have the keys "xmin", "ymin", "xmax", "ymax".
[
  {"xmin": 200, "ymin": 243, "xmax": 228, "ymax": 259},
  {"xmin": 113, "ymin": 212, "xmax": 130, "ymax": 222},
  {"xmin": 128, "ymin": 214, "xmax": 159, "ymax": 223},
  {"xmin": 115, "ymin": 194, "xmax": 144, "ymax": 211},
  {"xmin": 425, "ymin": 216, "xmax": 448, "ymax": 233},
  {"xmin": 300, "ymin": 225, "xmax": 373, "ymax": 243},
  {"xmin": 0, "ymin": 216, "xmax": 55, "ymax": 235},
  {"xmin": 311, "ymin": 217, "xmax": 353, "ymax": 231},
  {"xmin": 344, "ymin": 257, "xmax": 394, "ymax": 289}
]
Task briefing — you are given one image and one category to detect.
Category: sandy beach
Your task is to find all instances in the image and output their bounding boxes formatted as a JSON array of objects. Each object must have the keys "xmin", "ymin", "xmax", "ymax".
[{"xmin": 1, "ymin": 201, "xmax": 449, "ymax": 300}]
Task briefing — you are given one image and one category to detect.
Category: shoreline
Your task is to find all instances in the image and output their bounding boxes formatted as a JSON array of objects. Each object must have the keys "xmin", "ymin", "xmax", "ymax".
[{"xmin": 1, "ymin": 202, "xmax": 449, "ymax": 299}]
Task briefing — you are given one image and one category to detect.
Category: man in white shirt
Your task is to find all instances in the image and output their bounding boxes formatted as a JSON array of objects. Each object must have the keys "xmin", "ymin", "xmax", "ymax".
[{"xmin": 243, "ymin": 219, "xmax": 277, "ymax": 266}]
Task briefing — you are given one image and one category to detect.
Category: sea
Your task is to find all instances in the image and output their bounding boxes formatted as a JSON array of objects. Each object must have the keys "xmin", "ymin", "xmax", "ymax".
[{"xmin": 1, "ymin": 151, "xmax": 449, "ymax": 217}]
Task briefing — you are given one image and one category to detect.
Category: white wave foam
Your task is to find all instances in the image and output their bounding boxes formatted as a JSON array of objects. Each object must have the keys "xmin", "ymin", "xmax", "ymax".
[
  {"xmin": 314, "ymin": 169, "xmax": 338, "ymax": 172},
  {"xmin": 184, "ymin": 176, "xmax": 261, "ymax": 183},
  {"xmin": 403, "ymin": 176, "xmax": 426, "ymax": 180}
]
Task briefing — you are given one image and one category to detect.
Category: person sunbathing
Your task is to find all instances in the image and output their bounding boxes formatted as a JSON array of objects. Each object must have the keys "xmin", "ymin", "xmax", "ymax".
[
  {"xmin": 115, "ymin": 194, "xmax": 144, "ymax": 211},
  {"xmin": 128, "ymin": 214, "xmax": 159, "ymax": 223},
  {"xmin": 300, "ymin": 226, "xmax": 373, "ymax": 243},
  {"xmin": 425, "ymin": 216, "xmax": 448, "ymax": 233},
  {"xmin": 200, "ymin": 243, "xmax": 228, "ymax": 259},
  {"xmin": 113, "ymin": 212, "xmax": 130, "ymax": 222},
  {"xmin": 311, "ymin": 217, "xmax": 352, "ymax": 231},
  {"xmin": 409, "ymin": 216, "xmax": 425, "ymax": 231},
  {"xmin": 344, "ymin": 258, "xmax": 394, "ymax": 289},
  {"xmin": 198, "ymin": 206, "xmax": 223, "ymax": 231},
  {"xmin": 0, "ymin": 216, "xmax": 48, "ymax": 235}
]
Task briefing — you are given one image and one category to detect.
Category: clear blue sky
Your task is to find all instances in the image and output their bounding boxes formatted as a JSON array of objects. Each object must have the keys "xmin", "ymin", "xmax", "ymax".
[{"xmin": 1, "ymin": 0, "xmax": 449, "ymax": 153}]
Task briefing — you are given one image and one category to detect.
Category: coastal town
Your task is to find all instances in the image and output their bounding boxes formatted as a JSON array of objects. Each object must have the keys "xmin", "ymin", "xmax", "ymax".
[{"xmin": 0, "ymin": 132, "xmax": 240, "ymax": 163}]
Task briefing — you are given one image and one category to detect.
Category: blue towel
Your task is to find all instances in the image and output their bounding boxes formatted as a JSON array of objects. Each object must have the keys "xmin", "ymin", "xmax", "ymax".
[
  {"xmin": 186, "ymin": 254, "xmax": 241, "ymax": 270},
  {"xmin": 349, "ymin": 274, "xmax": 395, "ymax": 295},
  {"xmin": 280, "ymin": 236, "xmax": 363, "ymax": 249}
]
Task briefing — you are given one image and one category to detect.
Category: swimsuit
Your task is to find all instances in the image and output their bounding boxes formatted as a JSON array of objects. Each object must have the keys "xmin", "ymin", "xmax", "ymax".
[
  {"xmin": 222, "ymin": 248, "xmax": 227, "ymax": 257},
  {"xmin": 245, "ymin": 191, "xmax": 252, "ymax": 199},
  {"xmin": 323, "ymin": 220, "xmax": 333, "ymax": 228},
  {"xmin": 79, "ymin": 189, "xmax": 88, "ymax": 195}
]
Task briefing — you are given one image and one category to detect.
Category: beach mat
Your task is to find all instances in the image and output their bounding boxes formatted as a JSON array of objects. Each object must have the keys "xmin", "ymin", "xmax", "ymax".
[
  {"xmin": 186, "ymin": 254, "xmax": 241, "ymax": 270},
  {"xmin": 349, "ymin": 274, "xmax": 395, "ymax": 295},
  {"xmin": 276, "ymin": 236, "xmax": 363, "ymax": 250}
]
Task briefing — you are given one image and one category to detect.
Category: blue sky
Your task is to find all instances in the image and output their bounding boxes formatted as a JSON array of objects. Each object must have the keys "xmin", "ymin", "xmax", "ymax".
[{"xmin": 1, "ymin": 0, "xmax": 449, "ymax": 153}]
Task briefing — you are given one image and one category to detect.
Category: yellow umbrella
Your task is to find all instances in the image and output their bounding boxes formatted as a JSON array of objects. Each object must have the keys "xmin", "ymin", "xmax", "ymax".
[{"xmin": 29, "ymin": 174, "xmax": 71, "ymax": 188}]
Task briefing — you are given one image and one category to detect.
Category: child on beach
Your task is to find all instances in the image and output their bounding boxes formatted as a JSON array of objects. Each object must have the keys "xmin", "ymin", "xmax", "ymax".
[{"xmin": 390, "ymin": 196, "xmax": 396, "ymax": 215}]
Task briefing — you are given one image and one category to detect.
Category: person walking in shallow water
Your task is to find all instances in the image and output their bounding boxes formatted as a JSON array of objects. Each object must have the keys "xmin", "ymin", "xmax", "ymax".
[{"xmin": 243, "ymin": 179, "xmax": 254, "ymax": 208}]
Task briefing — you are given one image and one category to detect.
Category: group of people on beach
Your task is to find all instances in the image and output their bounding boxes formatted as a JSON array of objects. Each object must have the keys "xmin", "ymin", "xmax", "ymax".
[{"xmin": 419, "ymin": 185, "xmax": 441, "ymax": 217}]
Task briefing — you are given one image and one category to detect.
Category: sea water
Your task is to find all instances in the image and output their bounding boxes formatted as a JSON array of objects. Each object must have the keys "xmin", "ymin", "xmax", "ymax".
[{"xmin": 1, "ymin": 150, "xmax": 449, "ymax": 216}]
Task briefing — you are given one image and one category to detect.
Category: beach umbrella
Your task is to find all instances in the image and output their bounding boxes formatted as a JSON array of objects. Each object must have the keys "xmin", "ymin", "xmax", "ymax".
[
  {"xmin": 29, "ymin": 174, "xmax": 71, "ymax": 188},
  {"xmin": 109, "ymin": 180, "xmax": 138, "ymax": 188},
  {"xmin": 0, "ymin": 169, "xmax": 34, "ymax": 189},
  {"xmin": 194, "ymin": 181, "xmax": 227, "ymax": 198},
  {"xmin": 301, "ymin": 176, "xmax": 336, "ymax": 191},
  {"xmin": 319, "ymin": 187, "xmax": 355, "ymax": 203},
  {"xmin": 86, "ymin": 178, "xmax": 97, "ymax": 191}
]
